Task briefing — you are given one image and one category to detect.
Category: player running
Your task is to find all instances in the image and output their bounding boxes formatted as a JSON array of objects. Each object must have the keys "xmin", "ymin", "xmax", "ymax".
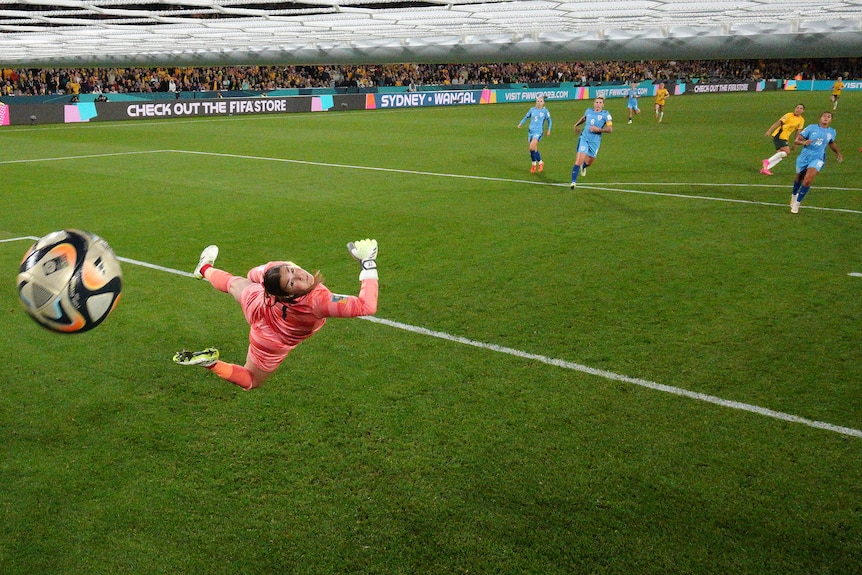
[
  {"xmin": 790, "ymin": 111, "xmax": 843, "ymax": 214},
  {"xmin": 626, "ymin": 82, "xmax": 640, "ymax": 124},
  {"xmin": 173, "ymin": 239, "xmax": 379, "ymax": 389},
  {"xmin": 761, "ymin": 104, "xmax": 805, "ymax": 175},
  {"xmin": 654, "ymin": 83, "xmax": 669, "ymax": 122},
  {"xmin": 570, "ymin": 96, "xmax": 613, "ymax": 189},
  {"xmin": 517, "ymin": 95, "xmax": 552, "ymax": 173},
  {"xmin": 831, "ymin": 77, "xmax": 844, "ymax": 110}
]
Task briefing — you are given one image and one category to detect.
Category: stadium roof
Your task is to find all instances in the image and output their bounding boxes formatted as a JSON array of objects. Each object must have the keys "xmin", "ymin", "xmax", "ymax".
[{"xmin": 1, "ymin": 0, "xmax": 861, "ymax": 67}]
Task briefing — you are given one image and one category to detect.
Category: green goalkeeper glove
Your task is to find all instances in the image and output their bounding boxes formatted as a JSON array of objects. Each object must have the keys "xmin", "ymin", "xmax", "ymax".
[{"xmin": 347, "ymin": 238, "xmax": 378, "ymax": 280}]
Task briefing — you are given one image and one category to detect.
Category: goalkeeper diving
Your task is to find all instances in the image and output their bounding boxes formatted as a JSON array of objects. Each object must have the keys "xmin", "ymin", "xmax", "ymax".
[{"xmin": 173, "ymin": 239, "xmax": 379, "ymax": 390}]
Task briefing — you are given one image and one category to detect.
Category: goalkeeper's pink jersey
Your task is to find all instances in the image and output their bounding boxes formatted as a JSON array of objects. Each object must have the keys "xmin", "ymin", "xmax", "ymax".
[{"xmin": 241, "ymin": 261, "xmax": 378, "ymax": 371}]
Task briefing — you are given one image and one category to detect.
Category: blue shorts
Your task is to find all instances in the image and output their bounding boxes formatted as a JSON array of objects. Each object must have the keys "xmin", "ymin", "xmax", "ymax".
[
  {"xmin": 528, "ymin": 132, "xmax": 543, "ymax": 143},
  {"xmin": 796, "ymin": 156, "xmax": 825, "ymax": 174},
  {"xmin": 577, "ymin": 138, "xmax": 601, "ymax": 158}
]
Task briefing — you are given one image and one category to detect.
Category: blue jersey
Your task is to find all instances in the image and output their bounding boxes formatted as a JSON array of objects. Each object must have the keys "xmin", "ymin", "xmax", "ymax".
[
  {"xmin": 626, "ymin": 88, "xmax": 639, "ymax": 109},
  {"xmin": 797, "ymin": 124, "xmax": 836, "ymax": 162},
  {"xmin": 580, "ymin": 108, "xmax": 612, "ymax": 144},
  {"xmin": 796, "ymin": 123, "xmax": 836, "ymax": 173},
  {"xmin": 521, "ymin": 106, "xmax": 552, "ymax": 137}
]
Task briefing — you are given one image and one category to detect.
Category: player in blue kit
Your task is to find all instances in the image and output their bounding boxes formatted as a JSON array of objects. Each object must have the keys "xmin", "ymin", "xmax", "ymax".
[
  {"xmin": 790, "ymin": 111, "xmax": 843, "ymax": 214},
  {"xmin": 570, "ymin": 96, "xmax": 613, "ymax": 189},
  {"xmin": 626, "ymin": 82, "xmax": 640, "ymax": 124},
  {"xmin": 517, "ymin": 95, "xmax": 552, "ymax": 173}
]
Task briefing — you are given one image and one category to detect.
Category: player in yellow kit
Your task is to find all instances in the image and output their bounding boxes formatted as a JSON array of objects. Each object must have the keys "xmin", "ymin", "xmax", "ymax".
[
  {"xmin": 831, "ymin": 76, "xmax": 844, "ymax": 110},
  {"xmin": 173, "ymin": 239, "xmax": 379, "ymax": 390},
  {"xmin": 654, "ymin": 83, "xmax": 669, "ymax": 122},
  {"xmin": 761, "ymin": 104, "xmax": 805, "ymax": 175}
]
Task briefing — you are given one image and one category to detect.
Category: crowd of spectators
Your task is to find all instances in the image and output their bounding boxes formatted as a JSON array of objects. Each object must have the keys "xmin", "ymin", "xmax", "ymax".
[{"xmin": 1, "ymin": 58, "xmax": 859, "ymax": 97}]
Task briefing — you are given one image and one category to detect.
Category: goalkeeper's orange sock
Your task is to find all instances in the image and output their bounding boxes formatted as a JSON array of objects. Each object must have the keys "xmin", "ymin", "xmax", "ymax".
[
  {"xmin": 207, "ymin": 361, "xmax": 256, "ymax": 390},
  {"xmin": 203, "ymin": 267, "xmax": 233, "ymax": 293}
]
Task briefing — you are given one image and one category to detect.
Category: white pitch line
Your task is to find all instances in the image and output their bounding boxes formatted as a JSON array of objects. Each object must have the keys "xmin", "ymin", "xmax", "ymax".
[
  {"xmin": 117, "ymin": 256, "xmax": 196, "ymax": 278},
  {"xmin": 0, "ymin": 150, "xmax": 171, "ymax": 165},
  {"xmin": 169, "ymin": 148, "xmax": 546, "ymax": 185},
  {"xmin": 4, "ymin": 235, "xmax": 858, "ymax": 440},
  {"xmin": 850, "ymin": 272, "xmax": 862, "ymax": 277},
  {"xmin": 0, "ymin": 235, "xmax": 38, "ymax": 243},
  {"xmin": 3, "ymin": 237, "xmax": 194, "ymax": 277},
  {"xmin": 167, "ymin": 149, "xmax": 862, "ymax": 214},
  {"xmin": 2, "ymin": 149, "xmax": 860, "ymax": 213},
  {"xmin": 363, "ymin": 316, "xmax": 862, "ymax": 440},
  {"xmin": 585, "ymin": 184, "xmax": 862, "ymax": 214},
  {"xmin": 602, "ymin": 181, "xmax": 862, "ymax": 192}
]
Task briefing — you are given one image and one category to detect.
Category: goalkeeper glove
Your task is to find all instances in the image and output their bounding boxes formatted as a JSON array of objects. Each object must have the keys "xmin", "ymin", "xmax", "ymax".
[{"xmin": 347, "ymin": 238, "xmax": 378, "ymax": 280}]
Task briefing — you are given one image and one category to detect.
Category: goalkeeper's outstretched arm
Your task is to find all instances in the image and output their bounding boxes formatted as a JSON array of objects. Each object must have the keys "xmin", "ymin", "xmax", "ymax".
[{"xmin": 313, "ymin": 238, "xmax": 380, "ymax": 318}]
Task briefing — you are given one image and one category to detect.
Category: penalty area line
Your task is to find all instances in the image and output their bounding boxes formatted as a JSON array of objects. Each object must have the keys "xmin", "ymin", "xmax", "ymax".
[
  {"xmin": 0, "ymin": 150, "xmax": 172, "ymax": 165},
  {"xmin": 2, "ymin": 237, "xmax": 194, "ymax": 277},
  {"xmin": 4, "ymin": 235, "xmax": 860, "ymax": 439},
  {"xmin": 0, "ymin": 236, "xmax": 38, "ymax": 243},
  {"xmin": 168, "ymin": 150, "xmax": 862, "ymax": 215},
  {"xmin": 4, "ymin": 149, "xmax": 860, "ymax": 214},
  {"xmin": 117, "ymin": 256, "xmax": 195, "ymax": 278},
  {"xmin": 363, "ymin": 318, "xmax": 861, "ymax": 439}
]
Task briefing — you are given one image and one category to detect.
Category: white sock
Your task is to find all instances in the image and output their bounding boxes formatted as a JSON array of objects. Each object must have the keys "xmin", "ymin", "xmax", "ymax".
[{"xmin": 766, "ymin": 151, "xmax": 786, "ymax": 169}]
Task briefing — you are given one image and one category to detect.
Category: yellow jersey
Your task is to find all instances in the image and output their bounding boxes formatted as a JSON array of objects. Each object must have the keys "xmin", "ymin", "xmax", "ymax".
[
  {"xmin": 832, "ymin": 80, "xmax": 844, "ymax": 96},
  {"xmin": 655, "ymin": 88, "xmax": 669, "ymax": 106},
  {"xmin": 771, "ymin": 112, "xmax": 804, "ymax": 140}
]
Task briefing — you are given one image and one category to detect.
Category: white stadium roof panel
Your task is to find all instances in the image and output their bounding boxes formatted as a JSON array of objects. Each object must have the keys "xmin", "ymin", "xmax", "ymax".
[{"xmin": 0, "ymin": 0, "xmax": 860, "ymax": 66}]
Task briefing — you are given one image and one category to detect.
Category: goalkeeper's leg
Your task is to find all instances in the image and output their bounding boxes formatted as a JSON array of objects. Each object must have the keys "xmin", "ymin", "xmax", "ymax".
[
  {"xmin": 206, "ymin": 348, "xmax": 275, "ymax": 390},
  {"xmin": 206, "ymin": 360, "xmax": 260, "ymax": 390},
  {"xmin": 203, "ymin": 267, "xmax": 234, "ymax": 292},
  {"xmin": 203, "ymin": 267, "xmax": 253, "ymax": 304}
]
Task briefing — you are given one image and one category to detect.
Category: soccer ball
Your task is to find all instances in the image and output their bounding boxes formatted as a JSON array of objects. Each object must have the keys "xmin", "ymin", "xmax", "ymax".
[{"xmin": 17, "ymin": 229, "xmax": 123, "ymax": 333}]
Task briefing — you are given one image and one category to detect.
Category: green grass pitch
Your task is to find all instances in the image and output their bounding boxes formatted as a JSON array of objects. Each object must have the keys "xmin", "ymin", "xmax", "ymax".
[{"xmin": 1, "ymin": 90, "xmax": 860, "ymax": 574}]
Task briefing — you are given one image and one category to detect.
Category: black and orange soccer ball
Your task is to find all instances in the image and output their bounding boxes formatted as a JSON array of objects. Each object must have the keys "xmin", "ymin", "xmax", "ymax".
[{"xmin": 17, "ymin": 229, "xmax": 123, "ymax": 333}]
